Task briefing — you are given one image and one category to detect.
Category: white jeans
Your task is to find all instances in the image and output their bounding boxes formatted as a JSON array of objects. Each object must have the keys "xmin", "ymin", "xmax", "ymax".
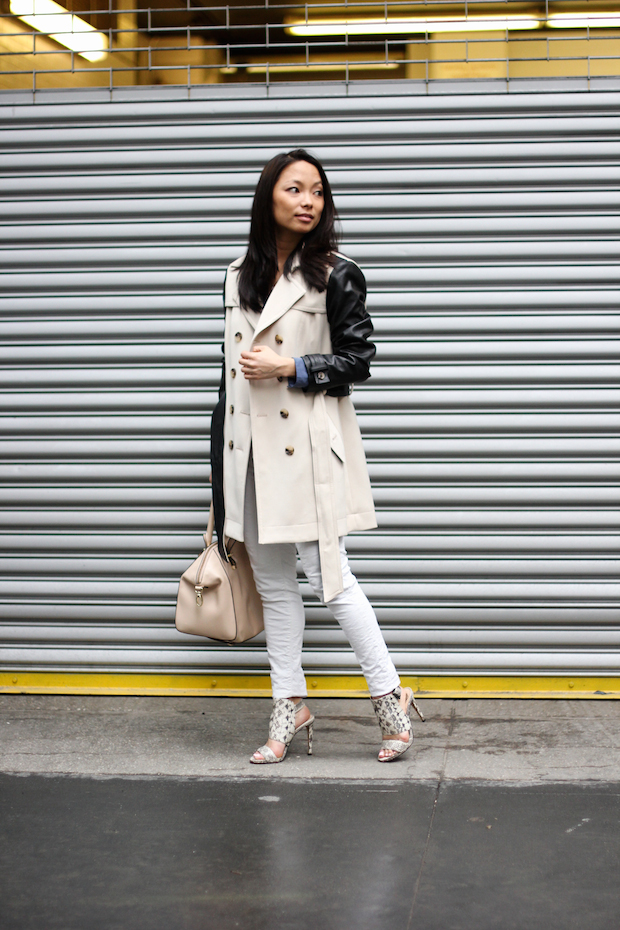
[{"xmin": 243, "ymin": 456, "xmax": 400, "ymax": 700}]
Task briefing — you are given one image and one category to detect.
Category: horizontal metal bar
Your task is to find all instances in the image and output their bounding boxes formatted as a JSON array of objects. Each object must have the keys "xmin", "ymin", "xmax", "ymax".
[
  {"xmin": 1, "ymin": 510, "xmax": 619, "ymax": 531},
  {"xmin": 9, "ymin": 336, "xmax": 617, "ymax": 361},
  {"xmin": 1, "ymin": 486, "xmax": 618, "ymax": 506},
  {"xmin": 0, "ymin": 437, "xmax": 618, "ymax": 458},
  {"xmin": 6, "ymin": 622, "xmax": 620, "ymax": 647},
  {"xmin": 4, "ymin": 245, "xmax": 620, "ymax": 274},
  {"xmin": 1, "ymin": 557, "xmax": 618, "ymax": 578},
  {"xmin": 4, "ymin": 604, "xmax": 618, "ymax": 624},
  {"xmin": 4, "ymin": 270, "xmax": 620, "ymax": 294},
  {"xmin": 3, "ymin": 89, "xmax": 620, "ymax": 122},
  {"xmin": 0, "ymin": 389, "xmax": 617, "ymax": 415},
  {"xmin": 2, "ymin": 218, "xmax": 620, "ymax": 248},
  {"xmin": 1, "ymin": 533, "xmax": 618, "ymax": 554},
  {"xmin": 5, "ymin": 191, "xmax": 620, "ymax": 221},
  {"xmin": 0, "ymin": 461, "xmax": 616, "ymax": 483},
  {"xmin": 1, "ymin": 412, "xmax": 618, "ymax": 437},
  {"xmin": 4, "ymin": 144, "xmax": 620, "ymax": 179},
  {"xmin": 6, "ymin": 115, "xmax": 620, "ymax": 149},
  {"xmin": 1, "ymin": 578, "xmax": 617, "ymax": 599},
  {"xmin": 3, "ymin": 645, "xmax": 620, "ymax": 674},
  {"xmin": 0, "ymin": 384, "xmax": 616, "ymax": 405}
]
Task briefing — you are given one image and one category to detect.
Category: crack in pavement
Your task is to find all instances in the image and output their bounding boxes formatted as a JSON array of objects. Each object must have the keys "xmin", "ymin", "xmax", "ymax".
[{"xmin": 407, "ymin": 701, "xmax": 457, "ymax": 929}]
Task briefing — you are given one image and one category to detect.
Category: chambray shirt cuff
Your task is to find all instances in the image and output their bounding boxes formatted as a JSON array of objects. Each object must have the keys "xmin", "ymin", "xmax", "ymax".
[{"xmin": 288, "ymin": 356, "xmax": 309, "ymax": 389}]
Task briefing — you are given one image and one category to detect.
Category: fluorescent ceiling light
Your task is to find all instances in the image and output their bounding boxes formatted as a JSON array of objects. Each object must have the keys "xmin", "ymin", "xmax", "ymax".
[
  {"xmin": 10, "ymin": 0, "xmax": 108, "ymax": 61},
  {"xmin": 246, "ymin": 61, "xmax": 401, "ymax": 72},
  {"xmin": 548, "ymin": 11, "xmax": 620, "ymax": 26},
  {"xmin": 286, "ymin": 15, "xmax": 541, "ymax": 35}
]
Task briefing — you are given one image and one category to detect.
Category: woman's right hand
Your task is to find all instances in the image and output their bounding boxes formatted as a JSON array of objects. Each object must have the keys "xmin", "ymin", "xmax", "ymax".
[{"xmin": 240, "ymin": 345, "xmax": 295, "ymax": 380}]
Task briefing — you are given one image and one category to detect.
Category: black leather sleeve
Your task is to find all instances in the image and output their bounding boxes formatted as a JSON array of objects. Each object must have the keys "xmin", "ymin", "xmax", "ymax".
[{"xmin": 302, "ymin": 257, "xmax": 376, "ymax": 395}]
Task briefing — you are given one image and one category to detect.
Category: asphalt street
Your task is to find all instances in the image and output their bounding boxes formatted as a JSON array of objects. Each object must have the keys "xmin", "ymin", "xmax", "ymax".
[{"xmin": 1, "ymin": 695, "xmax": 619, "ymax": 930}]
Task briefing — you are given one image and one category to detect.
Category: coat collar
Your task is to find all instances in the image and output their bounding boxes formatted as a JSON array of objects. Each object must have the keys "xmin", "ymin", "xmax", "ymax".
[{"xmin": 251, "ymin": 266, "xmax": 307, "ymax": 338}]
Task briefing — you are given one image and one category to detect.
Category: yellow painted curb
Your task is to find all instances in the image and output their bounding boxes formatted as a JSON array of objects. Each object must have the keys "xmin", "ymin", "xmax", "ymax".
[{"xmin": 1, "ymin": 672, "xmax": 620, "ymax": 698}]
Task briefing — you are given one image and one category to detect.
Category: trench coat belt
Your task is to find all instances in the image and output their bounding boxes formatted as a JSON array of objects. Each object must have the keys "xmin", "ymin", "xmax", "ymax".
[{"xmin": 308, "ymin": 391, "xmax": 345, "ymax": 603}]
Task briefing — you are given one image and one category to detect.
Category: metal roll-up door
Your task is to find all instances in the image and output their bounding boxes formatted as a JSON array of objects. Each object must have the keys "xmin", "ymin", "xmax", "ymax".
[{"xmin": 1, "ymin": 85, "xmax": 619, "ymax": 683}]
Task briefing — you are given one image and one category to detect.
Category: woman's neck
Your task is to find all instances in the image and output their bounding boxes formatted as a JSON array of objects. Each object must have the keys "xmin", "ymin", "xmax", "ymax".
[{"xmin": 275, "ymin": 230, "xmax": 303, "ymax": 278}]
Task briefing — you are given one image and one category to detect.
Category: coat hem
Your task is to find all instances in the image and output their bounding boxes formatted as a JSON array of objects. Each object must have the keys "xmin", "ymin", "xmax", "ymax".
[
  {"xmin": 224, "ymin": 519, "xmax": 244, "ymax": 542},
  {"xmin": 231, "ymin": 511, "xmax": 377, "ymax": 546}
]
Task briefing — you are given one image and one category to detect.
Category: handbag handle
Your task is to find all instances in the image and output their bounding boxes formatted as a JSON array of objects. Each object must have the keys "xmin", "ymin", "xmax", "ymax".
[
  {"xmin": 205, "ymin": 502, "xmax": 215, "ymax": 547},
  {"xmin": 204, "ymin": 501, "xmax": 233, "ymax": 565}
]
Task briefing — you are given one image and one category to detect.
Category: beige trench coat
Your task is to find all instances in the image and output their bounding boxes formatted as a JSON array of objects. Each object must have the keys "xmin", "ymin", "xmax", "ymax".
[{"xmin": 221, "ymin": 256, "xmax": 377, "ymax": 601}]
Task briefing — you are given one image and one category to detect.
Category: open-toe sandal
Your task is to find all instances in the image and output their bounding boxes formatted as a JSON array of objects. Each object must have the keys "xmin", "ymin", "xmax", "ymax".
[
  {"xmin": 250, "ymin": 698, "xmax": 314, "ymax": 764},
  {"xmin": 371, "ymin": 686, "xmax": 423, "ymax": 763}
]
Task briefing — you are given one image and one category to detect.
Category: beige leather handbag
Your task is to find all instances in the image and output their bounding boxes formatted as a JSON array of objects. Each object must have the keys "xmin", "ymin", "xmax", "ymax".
[{"xmin": 175, "ymin": 505, "xmax": 264, "ymax": 644}]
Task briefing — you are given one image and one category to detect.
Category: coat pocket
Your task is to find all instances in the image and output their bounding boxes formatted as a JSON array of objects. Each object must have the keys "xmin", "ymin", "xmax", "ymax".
[{"xmin": 329, "ymin": 418, "xmax": 346, "ymax": 462}]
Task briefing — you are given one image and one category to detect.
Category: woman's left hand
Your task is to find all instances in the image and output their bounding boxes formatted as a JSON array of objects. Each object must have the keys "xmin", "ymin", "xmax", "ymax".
[{"xmin": 240, "ymin": 345, "xmax": 296, "ymax": 380}]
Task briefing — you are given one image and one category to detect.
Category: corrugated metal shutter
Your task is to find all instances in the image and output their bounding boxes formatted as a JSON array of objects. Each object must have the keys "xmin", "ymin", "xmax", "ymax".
[{"xmin": 1, "ymin": 85, "xmax": 619, "ymax": 678}]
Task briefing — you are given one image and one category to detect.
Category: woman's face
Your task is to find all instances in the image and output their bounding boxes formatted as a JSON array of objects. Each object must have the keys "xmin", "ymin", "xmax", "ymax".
[{"xmin": 272, "ymin": 160, "xmax": 325, "ymax": 241}]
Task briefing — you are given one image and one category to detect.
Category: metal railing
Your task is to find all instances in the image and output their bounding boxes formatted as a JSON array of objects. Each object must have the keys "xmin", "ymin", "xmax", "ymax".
[{"xmin": 2, "ymin": 0, "xmax": 620, "ymax": 90}]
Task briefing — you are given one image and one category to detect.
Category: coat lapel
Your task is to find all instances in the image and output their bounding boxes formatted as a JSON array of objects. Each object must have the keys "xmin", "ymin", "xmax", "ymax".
[
  {"xmin": 240, "ymin": 305, "xmax": 260, "ymax": 330},
  {"xmin": 252, "ymin": 268, "xmax": 307, "ymax": 339}
]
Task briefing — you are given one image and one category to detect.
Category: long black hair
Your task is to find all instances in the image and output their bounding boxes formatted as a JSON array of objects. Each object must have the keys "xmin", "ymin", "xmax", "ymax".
[{"xmin": 237, "ymin": 149, "xmax": 339, "ymax": 313}]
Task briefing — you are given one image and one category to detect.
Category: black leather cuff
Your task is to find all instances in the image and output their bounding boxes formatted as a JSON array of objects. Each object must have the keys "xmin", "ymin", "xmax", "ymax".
[
  {"xmin": 302, "ymin": 353, "xmax": 331, "ymax": 387},
  {"xmin": 327, "ymin": 384, "xmax": 352, "ymax": 397}
]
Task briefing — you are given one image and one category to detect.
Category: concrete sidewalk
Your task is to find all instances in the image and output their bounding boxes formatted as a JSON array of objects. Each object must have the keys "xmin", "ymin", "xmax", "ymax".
[{"xmin": 1, "ymin": 694, "xmax": 619, "ymax": 782}]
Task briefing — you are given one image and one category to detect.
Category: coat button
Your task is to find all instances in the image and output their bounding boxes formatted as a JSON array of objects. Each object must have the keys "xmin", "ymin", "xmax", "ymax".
[
  {"xmin": 235, "ymin": 332, "xmax": 242, "ymax": 342},
  {"xmin": 280, "ymin": 409, "xmax": 289, "ymax": 419},
  {"xmin": 317, "ymin": 371, "xmax": 326, "ymax": 381},
  {"xmin": 275, "ymin": 334, "xmax": 283, "ymax": 344},
  {"xmin": 285, "ymin": 446, "xmax": 294, "ymax": 455},
  {"xmin": 229, "ymin": 440, "xmax": 234, "ymax": 449},
  {"xmin": 229, "ymin": 405, "xmax": 234, "ymax": 414},
  {"xmin": 231, "ymin": 368, "xmax": 236, "ymax": 378}
]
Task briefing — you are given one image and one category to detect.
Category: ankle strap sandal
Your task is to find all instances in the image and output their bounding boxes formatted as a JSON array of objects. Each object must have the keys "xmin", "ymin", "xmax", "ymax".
[
  {"xmin": 250, "ymin": 698, "xmax": 314, "ymax": 764},
  {"xmin": 371, "ymin": 687, "xmax": 423, "ymax": 763}
]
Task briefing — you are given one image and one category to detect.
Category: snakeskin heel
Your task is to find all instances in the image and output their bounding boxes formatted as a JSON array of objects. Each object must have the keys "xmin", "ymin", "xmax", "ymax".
[
  {"xmin": 371, "ymin": 686, "xmax": 423, "ymax": 763},
  {"xmin": 250, "ymin": 698, "xmax": 315, "ymax": 764}
]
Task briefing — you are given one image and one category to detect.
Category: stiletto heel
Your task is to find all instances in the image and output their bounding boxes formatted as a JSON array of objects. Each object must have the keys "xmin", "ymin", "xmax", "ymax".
[
  {"xmin": 411, "ymin": 694, "xmax": 425, "ymax": 722},
  {"xmin": 250, "ymin": 698, "xmax": 315, "ymax": 764}
]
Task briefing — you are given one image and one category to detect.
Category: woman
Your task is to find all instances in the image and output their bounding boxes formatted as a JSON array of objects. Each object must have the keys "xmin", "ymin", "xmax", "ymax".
[{"xmin": 211, "ymin": 149, "xmax": 423, "ymax": 764}]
